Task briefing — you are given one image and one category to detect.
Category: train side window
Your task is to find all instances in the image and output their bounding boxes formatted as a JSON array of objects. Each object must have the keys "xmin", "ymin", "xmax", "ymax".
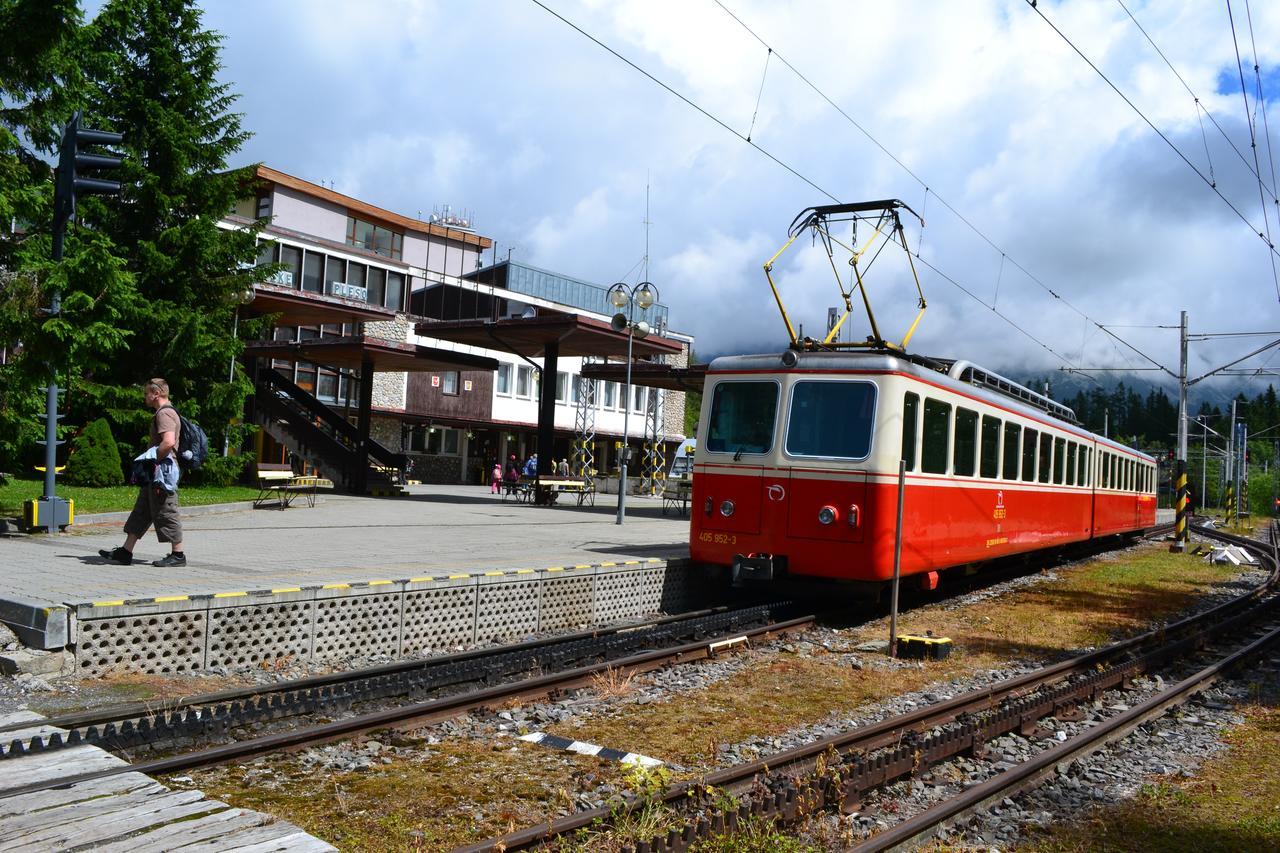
[
  {"xmin": 786, "ymin": 380, "xmax": 878, "ymax": 459},
  {"xmin": 1065, "ymin": 442, "xmax": 1077, "ymax": 486},
  {"xmin": 1128, "ymin": 459, "xmax": 1135, "ymax": 491},
  {"xmin": 1084, "ymin": 448, "xmax": 1092, "ymax": 486},
  {"xmin": 901, "ymin": 392, "xmax": 919, "ymax": 471},
  {"xmin": 953, "ymin": 408, "xmax": 978, "ymax": 477},
  {"xmin": 1102, "ymin": 453, "xmax": 1111, "ymax": 489},
  {"xmin": 1038, "ymin": 433, "xmax": 1052, "ymax": 483},
  {"xmin": 1053, "ymin": 437, "xmax": 1066, "ymax": 484},
  {"xmin": 980, "ymin": 416, "xmax": 1001, "ymax": 478},
  {"xmin": 1021, "ymin": 427, "xmax": 1037, "ymax": 482},
  {"xmin": 921, "ymin": 398, "xmax": 951, "ymax": 474},
  {"xmin": 1002, "ymin": 423, "xmax": 1021, "ymax": 480}
]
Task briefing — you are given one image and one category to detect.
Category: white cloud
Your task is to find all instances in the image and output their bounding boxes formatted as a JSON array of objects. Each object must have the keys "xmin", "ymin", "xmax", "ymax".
[{"xmin": 190, "ymin": 0, "xmax": 1280, "ymax": 388}]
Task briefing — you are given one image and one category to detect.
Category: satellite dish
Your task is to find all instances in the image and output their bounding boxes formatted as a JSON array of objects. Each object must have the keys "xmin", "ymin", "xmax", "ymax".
[{"xmin": 611, "ymin": 312, "xmax": 628, "ymax": 332}]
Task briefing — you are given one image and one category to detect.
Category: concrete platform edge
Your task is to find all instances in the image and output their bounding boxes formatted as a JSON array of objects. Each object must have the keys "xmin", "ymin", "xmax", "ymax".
[{"xmin": 0, "ymin": 596, "xmax": 70, "ymax": 650}]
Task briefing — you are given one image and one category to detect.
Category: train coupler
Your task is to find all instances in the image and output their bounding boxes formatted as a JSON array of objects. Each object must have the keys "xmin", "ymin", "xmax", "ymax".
[{"xmin": 731, "ymin": 553, "xmax": 777, "ymax": 584}]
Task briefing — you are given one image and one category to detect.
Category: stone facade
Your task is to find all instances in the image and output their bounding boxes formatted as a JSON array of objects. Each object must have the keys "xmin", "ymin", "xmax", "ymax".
[
  {"xmin": 370, "ymin": 415, "xmax": 402, "ymax": 450},
  {"xmin": 367, "ymin": 314, "xmax": 412, "ymax": 412},
  {"xmin": 662, "ymin": 343, "xmax": 691, "ymax": 438}
]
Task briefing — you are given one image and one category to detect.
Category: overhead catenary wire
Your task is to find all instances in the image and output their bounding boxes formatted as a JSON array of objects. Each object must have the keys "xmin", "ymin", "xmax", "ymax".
[
  {"xmin": 529, "ymin": 0, "xmax": 1088, "ymax": 371},
  {"xmin": 1115, "ymin": 0, "xmax": 1277, "ymax": 201},
  {"xmin": 1226, "ymin": 0, "xmax": 1280, "ymax": 300},
  {"xmin": 1026, "ymin": 0, "xmax": 1280, "ymax": 296},
  {"xmin": 711, "ymin": 0, "xmax": 1175, "ymax": 375}
]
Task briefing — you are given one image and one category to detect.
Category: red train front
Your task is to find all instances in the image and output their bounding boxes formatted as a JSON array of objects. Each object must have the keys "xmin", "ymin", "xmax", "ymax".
[{"xmin": 689, "ymin": 350, "xmax": 1157, "ymax": 591}]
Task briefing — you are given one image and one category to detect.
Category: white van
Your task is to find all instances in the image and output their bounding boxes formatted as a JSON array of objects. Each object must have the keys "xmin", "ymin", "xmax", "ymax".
[{"xmin": 668, "ymin": 439, "xmax": 695, "ymax": 480}]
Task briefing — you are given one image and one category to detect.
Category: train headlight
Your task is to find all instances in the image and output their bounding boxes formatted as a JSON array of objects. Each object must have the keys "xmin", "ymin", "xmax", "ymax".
[
  {"xmin": 719, "ymin": 500, "xmax": 736, "ymax": 518},
  {"xmin": 817, "ymin": 505, "xmax": 838, "ymax": 525}
]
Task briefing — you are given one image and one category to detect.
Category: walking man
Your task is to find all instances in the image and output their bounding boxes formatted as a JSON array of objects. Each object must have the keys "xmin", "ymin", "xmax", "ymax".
[{"xmin": 99, "ymin": 378, "xmax": 186, "ymax": 567}]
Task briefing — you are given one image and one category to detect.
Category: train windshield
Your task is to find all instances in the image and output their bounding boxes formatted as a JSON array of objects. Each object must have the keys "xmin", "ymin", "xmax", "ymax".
[
  {"xmin": 706, "ymin": 381, "xmax": 778, "ymax": 455},
  {"xmin": 785, "ymin": 380, "xmax": 877, "ymax": 459}
]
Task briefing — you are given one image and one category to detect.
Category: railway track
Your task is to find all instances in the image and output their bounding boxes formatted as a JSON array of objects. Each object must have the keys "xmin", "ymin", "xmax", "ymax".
[
  {"xmin": 458, "ymin": 521, "xmax": 1278, "ymax": 852},
  {"xmin": 0, "ymin": 604, "xmax": 811, "ymax": 800}
]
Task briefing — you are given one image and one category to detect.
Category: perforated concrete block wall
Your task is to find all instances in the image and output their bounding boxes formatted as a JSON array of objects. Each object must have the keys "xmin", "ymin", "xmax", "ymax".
[
  {"xmin": 69, "ymin": 561, "xmax": 694, "ymax": 675},
  {"xmin": 538, "ymin": 572, "xmax": 595, "ymax": 631},
  {"xmin": 400, "ymin": 579, "xmax": 477, "ymax": 656},
  {"xmin": 475, "ymin": 576, "xmax": 541, "ymax": 644},
  {"xmin": 206, "ymin": 593, "xmax": 315, "ymax": 670},
  {"xmin": 311, "ymin": 588, "xmax": 403, "ymax": 660},
  {"xmin": 593, "ymin": 567, "xmax": 649, "ymax": 624},
  {"xmin": 76, "ymin": 602, "xmax": 207, "ymax": 677}
]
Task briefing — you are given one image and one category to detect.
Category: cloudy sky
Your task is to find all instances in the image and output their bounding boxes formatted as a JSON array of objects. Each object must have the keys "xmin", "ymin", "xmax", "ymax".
[{"xmin": 179, "ymin": 0, "xmax": 1279, "ymax": 405}]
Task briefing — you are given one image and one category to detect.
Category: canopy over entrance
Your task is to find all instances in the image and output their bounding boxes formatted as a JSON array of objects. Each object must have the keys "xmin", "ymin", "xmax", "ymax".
[{"xmin": 418, "ymin": 314, "xmax": 685, "ymax": 503}]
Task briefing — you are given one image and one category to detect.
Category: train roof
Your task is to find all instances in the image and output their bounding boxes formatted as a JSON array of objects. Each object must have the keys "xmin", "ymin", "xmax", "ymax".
[{"xmin": 707, "ymin": 350, "xmax": 1155, "ymax": 462}]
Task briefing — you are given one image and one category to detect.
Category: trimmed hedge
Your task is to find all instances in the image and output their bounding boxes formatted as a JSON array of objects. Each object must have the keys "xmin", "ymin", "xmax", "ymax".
[
  {"xmin": 184, "ymin": 452, "xmax": 253, "ymax": 487},
  {"xmin": 64, "ymin": 418, "xmax": 124, "ymax": 487}
]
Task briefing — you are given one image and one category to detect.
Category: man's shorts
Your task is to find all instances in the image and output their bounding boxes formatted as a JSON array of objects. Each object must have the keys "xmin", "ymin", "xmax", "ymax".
[{"xmin": 123, "ymin": 485, "xmax": 183, "ymax": 544}]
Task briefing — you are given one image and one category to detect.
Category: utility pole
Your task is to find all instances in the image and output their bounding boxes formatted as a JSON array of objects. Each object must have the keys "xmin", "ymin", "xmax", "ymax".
[{"xmin": 1172, "ymin": 311, "xmax": 1189, "ymax": 551}]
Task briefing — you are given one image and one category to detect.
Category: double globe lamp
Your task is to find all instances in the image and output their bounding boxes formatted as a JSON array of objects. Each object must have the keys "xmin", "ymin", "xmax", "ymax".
[{"xmin": 607, "ymin": 280, "xmax": 658, "ymax": 525}]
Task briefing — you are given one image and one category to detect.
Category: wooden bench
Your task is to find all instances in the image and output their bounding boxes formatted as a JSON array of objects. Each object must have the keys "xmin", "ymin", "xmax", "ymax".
[
  {"xmin": 254, "ymin": 463, "xmax": 333, "ymax": 509},
  {"xmin": 662, "ymin": 480, "xmax": 692, "ymax": 516}
]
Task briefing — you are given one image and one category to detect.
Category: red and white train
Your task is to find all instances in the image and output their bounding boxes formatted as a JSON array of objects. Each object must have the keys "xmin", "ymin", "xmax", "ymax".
[{"xmin": 689, "ymin": 349, "xmax": 1158, "ymax": 591}]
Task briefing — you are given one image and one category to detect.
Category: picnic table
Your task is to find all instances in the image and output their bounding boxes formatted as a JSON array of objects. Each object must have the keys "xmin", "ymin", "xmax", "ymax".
[{"xmin": 538, "ymin": 477, "xmax": 596, "ymax": 506}]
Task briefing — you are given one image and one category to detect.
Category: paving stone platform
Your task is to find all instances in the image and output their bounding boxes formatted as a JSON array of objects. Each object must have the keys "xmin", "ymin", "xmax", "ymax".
[{"xmin": 0, "ymin": 485, "xmax": 696, "ymax": 674}]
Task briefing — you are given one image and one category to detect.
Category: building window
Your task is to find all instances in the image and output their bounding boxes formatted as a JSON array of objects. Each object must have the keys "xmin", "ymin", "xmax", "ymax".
[
  {"xmin": 302, "ymin": 251, "xmax": 323, "ymax": 293},
  {"xmin": 442, "ymin": 371, "xmax": 459, "ymax": 395},
  {"xmin": 256, "ymin": 195, "xmax": 271, "ymax": 219},
  {"xmin": 517, "ymin": 365, "xmax": 532, "ymax": 398},
  {"xmin": 633, "ymin": 384, "xmax": 645, "ymax": 412},
  {"xmin": 571, "ymin": 375, "xmax": 583, "ymax": 404},
  {"xmin": 347, "ymin": 216, "xmax": 403, "ymax": 259},
  {"xmin": 386, "ymin": 271, "xmax": 404, "ymax": 311},
  {"xmin": 556, "ymin": 371, "xmax": 569, "ymax": 403},
  {"xmin": 496, "ymin": 364, "xmax": 511, "ymax": 395},
  {"xmin": 603, "ymin": 381, "xmax": 617, "ymax": 409}
]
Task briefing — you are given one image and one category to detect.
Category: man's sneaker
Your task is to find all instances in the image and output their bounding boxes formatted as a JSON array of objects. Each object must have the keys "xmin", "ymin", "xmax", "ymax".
[
  {"xmin": 98, "ymin": 547, "xmax": 133, "ymax": 565},
  {"xmin": 152, "ymin": 552, "xmax": 186, "ymax": 568}
]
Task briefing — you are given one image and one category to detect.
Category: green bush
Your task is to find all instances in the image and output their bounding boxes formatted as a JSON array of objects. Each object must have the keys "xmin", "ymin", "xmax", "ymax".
[
  {"xmin": 184, "ymin": 452, "xmax": 253, "ymax": 487},
  {"xmin": 63, "ymin": 418, "xmax": 124, "ymax": 487}
]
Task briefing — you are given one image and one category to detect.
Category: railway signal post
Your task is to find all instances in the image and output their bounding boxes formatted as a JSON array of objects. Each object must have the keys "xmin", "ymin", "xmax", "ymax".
[{"xmin": 24, "ymin": 112, "xmax": 123, "ymax": 533}]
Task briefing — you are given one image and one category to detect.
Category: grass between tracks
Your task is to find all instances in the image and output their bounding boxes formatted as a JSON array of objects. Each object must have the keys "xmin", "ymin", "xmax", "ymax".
[
  {"xmin": 169, "ymin": 541, "xmax": 1241, "ymax": 851},
  {"xmin": 1019, "ymin": 693, "xmax": 1280, "ymax": 852}
]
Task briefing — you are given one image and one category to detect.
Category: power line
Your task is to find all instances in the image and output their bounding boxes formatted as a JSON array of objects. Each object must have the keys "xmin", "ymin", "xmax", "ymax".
[
  {"xmin": 527, "ymin": 0, "xmax": 838, "ymax": 204},
  {"xmin": 529, "ymin": 0, "xmax": 1086, "ymax": 370},
  {"xmin": 1116, "ymin": 0, "xmax": 1277, "ymax": 202},
  {"xmin": 711, "ymin": 0, "xmax": 1174, "ymax": 376},
  {"xmin": 1026, "ymin": 0, "xmax": 1280, "ymax": 282}
]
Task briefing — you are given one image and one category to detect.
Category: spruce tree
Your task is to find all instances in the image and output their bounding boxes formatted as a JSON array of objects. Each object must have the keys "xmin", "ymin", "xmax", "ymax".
[{"xmin": 74, "ymin": 0, "xmax": 264, "ymax": 448}]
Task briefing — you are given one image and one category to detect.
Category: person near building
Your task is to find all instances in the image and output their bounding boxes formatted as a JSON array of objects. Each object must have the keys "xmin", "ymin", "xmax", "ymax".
[
  {"xmin": 557, "ymin": 457, "xmax": 569, "ymax": 477},
  {"xmin": 505, "ymin": 454, "xmax": 520, "ymax": 483},
  {"xmin": 490, "ymin": 459, "xmax": 502, "ymax": 494},
  {"xmin": 522, "ymin": 453, "xmax": 538, "ymax": 478},
  {"xmin": 98, "ymin": 378, "xmax": 186, "ymax": 567}
]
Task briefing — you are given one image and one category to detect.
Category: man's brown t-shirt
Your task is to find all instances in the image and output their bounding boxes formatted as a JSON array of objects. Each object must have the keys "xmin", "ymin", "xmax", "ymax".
[{"xmin": 151, "ymin": 407, "xmax": 181, "ymax": 450}]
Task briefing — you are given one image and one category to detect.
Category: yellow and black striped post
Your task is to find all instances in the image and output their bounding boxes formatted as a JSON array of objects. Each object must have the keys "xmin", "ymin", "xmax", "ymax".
[
  {"xmin": 1171, "ymin": 459, "xmax": 1187, "ymax": 552},
  {"xmin": 1225, "ymin": 482, "xmax": 1235, "ymax": 522}
]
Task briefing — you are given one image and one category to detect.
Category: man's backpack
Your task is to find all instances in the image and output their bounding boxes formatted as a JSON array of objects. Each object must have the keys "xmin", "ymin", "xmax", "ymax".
[{"xmin": 158, "ymin": 405, "xmax": 209, "ymax": 470}]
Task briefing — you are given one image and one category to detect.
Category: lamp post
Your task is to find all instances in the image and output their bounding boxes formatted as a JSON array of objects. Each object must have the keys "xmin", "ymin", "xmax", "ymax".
[{"xmin": 608, "ymin": 281, "xmax": 658, "ymax": 525}]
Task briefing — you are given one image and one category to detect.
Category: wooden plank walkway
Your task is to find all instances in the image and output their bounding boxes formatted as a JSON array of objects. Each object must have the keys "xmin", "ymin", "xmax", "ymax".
[{"xmin": 0, "ymin": 711, "xmax": 334, "ymax": 852}]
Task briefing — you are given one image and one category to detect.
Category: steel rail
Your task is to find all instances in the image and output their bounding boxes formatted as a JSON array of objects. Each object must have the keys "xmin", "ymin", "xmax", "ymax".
[
  {"xmin": 0, "ymin": 605, "xmax": 737, "ymax": 736},
  {"xmin": 0, "ymin": 605, "xmax": 785, "ymax": 762},
  {"xmin": 459, "ymin": 522, "xmax": 1275, "ymax": 852},
  {"xmin": 0, "ymin": 615, "xmax": 815, "ymax": 802}
]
